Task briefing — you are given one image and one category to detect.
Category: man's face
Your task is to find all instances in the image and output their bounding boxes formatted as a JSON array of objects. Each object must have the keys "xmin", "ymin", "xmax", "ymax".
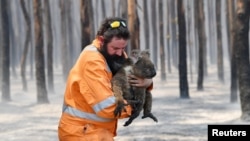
[
  {"xmin": 100, "ymin": 37, "xmax": 128, "ymax": 75},
  {"xmin": 106, "ymin": 37, "xmax": 128, "ymax": 57}
]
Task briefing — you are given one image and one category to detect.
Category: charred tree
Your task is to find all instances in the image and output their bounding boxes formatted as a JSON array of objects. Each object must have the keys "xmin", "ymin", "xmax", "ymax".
[
  {"xmin": 170, "ymin": 0, "xmax": 178, "ymax": 68},
  {"xmin": 1, "ymin": 0, "xmax": 11, "ymax": 101},
  {"xmin": 186, "ymin": 1, "xmax": 193, "ymax": 82},
  {"xmin": 127, "ymin": 0, "xmax": 135, "ymax": 51},
  {"xmin": 134, "ymin": 1, "xmax": 140, "ymax": 50},
  {"xmin": 29, "ymin": 0, "xmax": 34, "ymax": 80},
  {"xmin": 234, "ymin": 0, "xmax": 250, "ymax": 121},
  {"xmin": 118, "ymin": 0, "xmax": 127, "ymax": 19},
  {"xmin": 143, "ymin": 1, "xmax": 149, "ymax": 50},
  {"xmin": 20, "ymin": 0, "xmax": 31, "ymax": 92},
  {"xmin": 127, "ymin": 0, "xmax": 140, "ymax": 51},
  {"xmin": 34, "ymin": 0, "xmax": 49, "ymax": 104},
  {"xmin": 158, "ymin": 0, "xmax": 166, "ymax": 81},
  {"xmin": 208, "ymin": 1, "xmax": 216, "ymax": 64},
  {"xmin": 66, "ymin": 1, "xmax": 74, "ymax": 66},
  {"xmin": 216, "ymin": 0, "xmax": 225, "ymax": 83},
  {"xmin": 101, "ymin": 0, "xmax": 106, "ymax": 18},
  {"xmin": 166, "ymin": 0, "xmax": 172, "ymax": 73},
  {"xmin": 201, "ymin": 1, "xmax": 207, "ymax": 77},
  {"xmin": 112, "ymin": 0, "xmax": 115, "ymax": 16},
  {"xmin": 177, "ymin": 0, "xmax": 189, "ymax": 99},
  {"xmin": 44, "ymin": 0, "xmax": 54, "ymax": 93},
  {"xmin": 80, "ymin": 0, "xmax": 94, "ymax": 50},
  {"xmin": 0, "ymin": 7, "xmax": 2, "ymax": 91},
  {"xmin": 228, "ymin": 0, "xmax": 238, "ymax": 103},
  {"xmin": 151, "ymin": 0, "xmax": 158, "ymax": 68},
  {"xmin": 196, "ymin": 0, "xmax": 205, "ymax": 91},
  {"xmin": 60, "ymin": 0, "xmax": 70, "ymax": 81},
  {"xmin": 9, "ymin": 1, "xmax": 18, "ymax": 79}
]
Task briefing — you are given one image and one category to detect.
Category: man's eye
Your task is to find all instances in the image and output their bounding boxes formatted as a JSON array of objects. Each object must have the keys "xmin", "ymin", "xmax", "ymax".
[{"xmin": 113, "ymin": 48, "xmax": 124, "ymax": 50}]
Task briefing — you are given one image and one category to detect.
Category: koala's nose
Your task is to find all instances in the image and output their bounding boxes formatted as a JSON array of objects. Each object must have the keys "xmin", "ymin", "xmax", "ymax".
[
  {"xmin": 152, "ymin": 69, "xmax": 157, "ymax": 77},
  {"xmin": 147, "ymin": 68, "xmax": 156, "ymax": 77}
]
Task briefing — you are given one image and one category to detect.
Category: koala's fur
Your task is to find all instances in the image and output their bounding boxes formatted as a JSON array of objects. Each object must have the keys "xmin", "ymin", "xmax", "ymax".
[{"xmin": 111, "ymin": 55, "xmax": 158, "ymax": 126}]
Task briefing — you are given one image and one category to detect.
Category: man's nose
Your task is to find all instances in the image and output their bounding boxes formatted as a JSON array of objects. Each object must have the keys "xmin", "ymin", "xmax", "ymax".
[{"xmin": 115, "ymin": 50, "xmax": 123, "ymax": 56}]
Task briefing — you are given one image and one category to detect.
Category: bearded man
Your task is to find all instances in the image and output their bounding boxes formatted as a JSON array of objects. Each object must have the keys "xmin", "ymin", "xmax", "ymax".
[{"xmin": 58, "ymin": 17, "xmax": 153, "ymax": 141}]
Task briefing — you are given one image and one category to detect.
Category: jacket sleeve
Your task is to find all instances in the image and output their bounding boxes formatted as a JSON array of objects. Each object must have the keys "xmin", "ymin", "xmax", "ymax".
[{"xmin": 80, "ymin": 57, "xmax": 132, "ymax": 119}]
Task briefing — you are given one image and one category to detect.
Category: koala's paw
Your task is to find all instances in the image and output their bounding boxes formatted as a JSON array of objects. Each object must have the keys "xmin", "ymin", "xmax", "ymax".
[
  {"xmin": 142, "ymin": 113, "xmax": 158, "ymax": 122},
  {"xmin": 114, "ymin": 102, "xmax": 126, "ymax": 117}
]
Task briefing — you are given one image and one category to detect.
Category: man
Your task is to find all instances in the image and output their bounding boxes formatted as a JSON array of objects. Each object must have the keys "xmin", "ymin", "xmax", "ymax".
[{"xmin": 58, "ymin": 17, "xmax": 153, "ymax": 141}]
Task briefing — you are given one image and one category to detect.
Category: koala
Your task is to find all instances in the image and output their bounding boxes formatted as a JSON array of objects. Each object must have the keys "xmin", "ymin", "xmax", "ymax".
[
  {"xmin": 111, "ymin": 55, "xmax": 158, "ymax": 126},
  {"xmin": 111, "ymin": 58, "xmax": 137, "ymax": 117}
]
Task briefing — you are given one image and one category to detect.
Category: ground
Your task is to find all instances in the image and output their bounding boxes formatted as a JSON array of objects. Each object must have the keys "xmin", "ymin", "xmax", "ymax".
[{"xmin": 0, "ymin": 66, "xmax": 249, "ymax": 141}]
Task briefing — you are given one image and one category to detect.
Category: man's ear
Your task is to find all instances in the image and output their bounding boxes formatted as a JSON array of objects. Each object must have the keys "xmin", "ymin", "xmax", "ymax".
[{"xmin": 97, "ymin": 36, "xmax": 104, "ymax": 45}]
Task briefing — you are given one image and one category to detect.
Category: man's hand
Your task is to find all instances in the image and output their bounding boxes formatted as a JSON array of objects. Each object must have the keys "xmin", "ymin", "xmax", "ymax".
[{"xmin": 128, "ymin": 75, "xmax": 153, "ymax": 88}]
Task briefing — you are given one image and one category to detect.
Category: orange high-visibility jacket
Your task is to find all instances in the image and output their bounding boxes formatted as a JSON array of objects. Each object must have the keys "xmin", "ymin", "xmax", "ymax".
[{"xmin": 58, "ymin": 39, "xmax": 132, "ymax": 140}]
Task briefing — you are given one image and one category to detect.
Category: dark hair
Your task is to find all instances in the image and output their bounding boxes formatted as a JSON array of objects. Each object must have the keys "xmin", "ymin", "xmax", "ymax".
[{"xmin": 96, "ymin": 17, "xmax": 130, "ymax": 44}]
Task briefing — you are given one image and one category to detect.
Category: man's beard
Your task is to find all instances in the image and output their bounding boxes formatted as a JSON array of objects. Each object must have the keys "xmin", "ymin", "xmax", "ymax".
[{"xmin": 99, "ymin": 44, "xmax": 126, "ymax": 75}]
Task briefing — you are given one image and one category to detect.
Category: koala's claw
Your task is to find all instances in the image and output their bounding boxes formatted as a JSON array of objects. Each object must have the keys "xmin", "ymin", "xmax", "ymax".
[{"xmin": 142, "ymin": 113, "xmax": 158, "ymax": 122}]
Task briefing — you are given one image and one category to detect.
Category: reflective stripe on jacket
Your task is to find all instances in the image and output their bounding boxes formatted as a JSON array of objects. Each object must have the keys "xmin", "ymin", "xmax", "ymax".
[{"xmin": 58, "ymin": 39, "xmax": 132, "ymax": 138}]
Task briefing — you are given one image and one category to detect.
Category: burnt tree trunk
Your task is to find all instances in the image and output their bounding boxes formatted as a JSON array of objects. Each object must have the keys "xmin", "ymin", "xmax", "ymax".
[
  {"xmin": 170, "ymin": 0, "xmax": 178, "ymax": 68},
  {"xmin": 112, "ymin": 0, "xmax": 115, "ymax": 16},
  {"xmin": 216, "ymin": 0, "xmax": 225, "ymax": 83},
  {"xmin": 208, "ymin": 1, "xmax": 216, "ymax": 64},
  {"xmin": 186, "ymin": 1, "xmax": 194, "ymax": 82},
  {"xmin": 196, "ymin": 0, "xmax": 205, "ymax": 91},
  {"xmin": 80, "ymin": 0, "xmax": 93, "ymax": 50},
  {"xmin": 1, "ymin": 0, "xmax": 11, "ymax": 101},
  {"xmin": 44, "ymin": 0, "xmax": 54, "ymax": 93},
  {"xmin": 118, "ymin": 0, "xmax": 127, "ymax": 19},
  {"xmin": 20, "ymin": 0, "xmax": 31, "ymax": 92},
  {"xmin": 134, "ymin": 2, "xmax": 140, "ymax": 50},
  {"xmin": 228, "ymin": 0, "xmax": 238, "ymax": 103},
  {"xmin": 158, "ymin": 0, "xmax": 166, "ymax": 81},
  {"xmin": 234, "ymin": 0, "xmax": 250, "ymax": 121},
  {"xmin": 8, "ymin": 1, "xmax": 17, "ymax": 79},
  {"xmin": 0, "ymin": 10, "xmax": 2, "ymax": 91},
  {"xmin": 127, "ymin": 0, "xmax": 140, "ymax": 51},
  {"xmin": 143, "ymin": 1, "xmax": 149, "ymax": 50},
  {"xmin": 127, "ymin": 0, "xmax": 135, "ymax": 51},
  {"xmin": 34, "ymin": 0, "xmax": 49, "ymax": 104},
  {"xmin": 101, "ymin": 0, "xmax": 106, "ymax": 18},
  {"xmin": 60, "ymin": 0, "xmax": 70, "ymax": 81},
  {"xmin": 166, "ymin": 0, "xmax": 172, "ymax": 73},
  {"xmin": 177, "ymin": 0, "xmax": 189, "ymax": 99},
  {"xmin": 151, "ymin": 0, "xmax": 158, "ymax": 68},
  {"xmin": 28, "ymin": 0, "xmax": 34, "ymax": 80}
]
